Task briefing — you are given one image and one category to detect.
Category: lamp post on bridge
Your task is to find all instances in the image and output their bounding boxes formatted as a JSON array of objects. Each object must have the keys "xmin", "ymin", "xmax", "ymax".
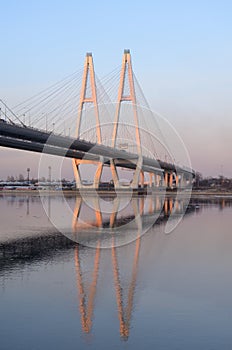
[
  {"xmin": 48, "ymin": 166, "xmax": 51, "ymax": 189},
  {"xmin": 27, "ymin": 168, "xmax": 30, "ymax": 185}
]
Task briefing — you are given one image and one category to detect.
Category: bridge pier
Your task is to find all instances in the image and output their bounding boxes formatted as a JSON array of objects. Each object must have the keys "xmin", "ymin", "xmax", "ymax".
[
  {"xmin": 73, "ymin": 159, "xmax": 104, "ymax": 190},
  {"xmin": 164, "ymin": 171, "xmax": 173, "ymax": 189},
  {"xmin": 155, "ymin": 173, "xmax": 161, "ymax": 187},
  {"xmin": 148, "ymin": 173, "xmax": 153, "ymax": 188},
  {"xmin": 169, "ymin": 173, "xmax": 173, "ymax": 189},
  {"xmin": 175, "ymin": 172, "xmax": 194, "ymax": 189},
  {"xmin": 110, "ymin": 160, "xmax": 120, "ymax": 189},
  {"xmin": 129, "ymin": 155, "xmax": 143, "ymax": 190},
  {"xmin": 179, "ymin": 173, "xmax": 186, "ymax": 188},
  {"xmin": 140, "ymin": 171, "xmax": 144, "ymax": 188},
  {"xmin": 175, "ymin": 173, "xmax": 179, "ymax": 187},
  {"xmin": 164, "ymin": 172, "xmax": 168, "ymax": 188},
  {"xmin": 148, "ymin": 172, "xmax": 163, "ymax": 189},
  {"xmin": 163, "ymin": 171, "xmax": 177, "ymax": 190}
]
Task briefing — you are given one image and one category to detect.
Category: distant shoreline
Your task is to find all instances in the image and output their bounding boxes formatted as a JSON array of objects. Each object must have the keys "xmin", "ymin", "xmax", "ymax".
[{"xmin": 0, "ymin": 189, "xmax": 232, "ymax": 197}]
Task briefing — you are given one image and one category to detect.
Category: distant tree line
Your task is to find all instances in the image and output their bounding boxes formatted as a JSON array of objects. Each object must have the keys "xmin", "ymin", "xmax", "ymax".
[
  {"xmin": 2, "ymin": 175, "xmax": 73, "ymax": 183},
  {"xmin": 194, "ymin": 173, "xmax": 232, "ymax": 190}
]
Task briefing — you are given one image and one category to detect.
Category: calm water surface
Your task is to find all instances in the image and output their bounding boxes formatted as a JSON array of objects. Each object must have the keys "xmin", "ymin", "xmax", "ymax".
[{"xmin": 0, "ymin": 194, "xmax": 232, "ymax": 349}]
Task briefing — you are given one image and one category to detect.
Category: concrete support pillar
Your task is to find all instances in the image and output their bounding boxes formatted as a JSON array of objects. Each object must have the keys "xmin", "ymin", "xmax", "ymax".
[
  {"xmin": 93, "ymin": 163, "xmax": 104, "ymax": 188},
  {"xmin": 73, "ymin": 159, "xmax": 104, "ymax": 190},
  {"xmin": 140, "ymin": 171, "xmax": 144, "ymax": 188},
  {"xmin": 155, "ymin": 174, "xmax": 160, "ymax": 187},
  {"xmin": 180, "ymin": 174, "xmax": 186, "ymax": 188},
  {"xmin": 169, "ymin": 173, "xmax": 173, "ymax": 189},
  {"xmin": 110, "ymin": 160, "xmax": 120, "ymax": 189},
  {"xmin": 175, "ymin": 173, "xmax": 179, "ymax": 188},
  {"xmin": 164, "ymin": 172, "xmax": 168, "ymax": 188},
  {"xmin": 130, "ymin": 155, "xmax": 143, "ymax": 189},
  {"xmin": 160, "ymin": 174, "xmax": 164, "ymax": 187},
  {"xmin": 149, "ymin": 173, "xmax": 153, "ymax": 188},
  {"xmin": 72, "ymin": 160, "xmax": 82, "ymax": 189},
  {"xmin": 111, "ymin": 156, "xmax": 145, "ymax": 190}
]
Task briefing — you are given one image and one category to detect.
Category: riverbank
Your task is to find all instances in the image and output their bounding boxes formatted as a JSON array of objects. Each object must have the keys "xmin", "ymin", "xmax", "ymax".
[{"xmin": 0, "ymin": 189, "xmax": 232, "ymax": 197}]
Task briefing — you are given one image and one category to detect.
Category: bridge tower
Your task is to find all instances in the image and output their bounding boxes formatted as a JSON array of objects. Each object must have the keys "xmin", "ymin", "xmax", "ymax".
[
  {"xmin": 111, "ymin": 49, "xmax": 143, "ymax": 189},
  {"xmin": 72, "ymin": 53, "xmax": 103, "ymax": 189}
]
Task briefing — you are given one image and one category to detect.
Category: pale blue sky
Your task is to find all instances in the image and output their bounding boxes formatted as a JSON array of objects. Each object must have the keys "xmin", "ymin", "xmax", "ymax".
[{"xmin": 0, "ymin": 0, "xmax": 231, "ymax": 178}]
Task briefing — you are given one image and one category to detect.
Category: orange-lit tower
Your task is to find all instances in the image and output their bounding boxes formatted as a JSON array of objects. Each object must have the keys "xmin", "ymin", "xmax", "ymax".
[
  {"xmin": 72, "ymin": 53, "xmax": 103, "ymax": 189},
  {"xmin": 111, "ymin": 49, "xmax": 142, "ymax": 189}
]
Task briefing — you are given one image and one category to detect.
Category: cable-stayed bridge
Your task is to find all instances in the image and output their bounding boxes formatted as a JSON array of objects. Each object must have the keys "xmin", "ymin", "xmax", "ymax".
[{"xmin": 0, "ymin": 50, "xmax": 194, "ymax": 189}]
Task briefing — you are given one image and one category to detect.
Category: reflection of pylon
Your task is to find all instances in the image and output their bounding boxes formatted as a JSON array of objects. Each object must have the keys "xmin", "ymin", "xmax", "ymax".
[
  {"xmin": 74, "ymin": 243, "xmax": 100, "ymax": 334},
  {"xmin": 73, "ymin": 196, "xmax": 188, "ymax": 338},
  {"xmin": 112, "ymin": 236, "xmax": 141, "ymax": 340},
  {"xmin": 74, "ymin": 239, "xmax": 140, "ymax": 340},
  {"xmin": 72, "ymin": 196, "xmax": 103, "ymax": 231},
  {"xmin": 111, "ymin": 49, "xmax": 142, "ymax": 189},
  {"xmin": 73, "ymin": 196, "xmax": 142, "ymax": 340},
  {"xmin": 72, "ymin": 53, "xmax": 103, "ymax": 189}
]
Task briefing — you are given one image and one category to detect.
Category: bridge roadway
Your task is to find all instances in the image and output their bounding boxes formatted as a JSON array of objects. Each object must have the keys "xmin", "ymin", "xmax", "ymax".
[{"xmin": 0, "ymin": 122, "xmax": 194, "ymax": 177}]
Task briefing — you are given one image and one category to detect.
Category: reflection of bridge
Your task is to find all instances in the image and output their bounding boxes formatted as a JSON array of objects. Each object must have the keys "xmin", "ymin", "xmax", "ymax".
[
  {"xmin": 0, "ymin": 195, "xmax": 194, "ymax": 340},
  {"xmin": 71, "ymin": 195, "xmax": 189, "ymax": 247},
  {"xmin": 7, "ymin": 194, "xmax": 232, "ymax": 339},
  {"xmin": 72, "ymin": 195, "xmax": 187, "ymax": 339},
  {"xmin": 0, "ymin": 50, "xmax": 194, "ymax": 190},
  {"xmin": 74, "ymin": 240, "xmax": 140, "ymax": 340}
]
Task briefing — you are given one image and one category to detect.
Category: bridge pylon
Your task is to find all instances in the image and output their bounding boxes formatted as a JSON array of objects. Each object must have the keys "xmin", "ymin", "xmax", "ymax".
[
  {"xmin": 111, "ymin": 49, "xmax": 142, "ymax": 190},
  {"xmin": 72, "ymin": 52, "xmax": 103, "ymax": 189}
]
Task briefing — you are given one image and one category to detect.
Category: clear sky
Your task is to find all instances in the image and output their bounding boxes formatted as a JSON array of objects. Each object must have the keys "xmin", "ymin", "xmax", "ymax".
[{"xmin": 0, "ymin": 0, "xmax": 231, "ymax": 179}]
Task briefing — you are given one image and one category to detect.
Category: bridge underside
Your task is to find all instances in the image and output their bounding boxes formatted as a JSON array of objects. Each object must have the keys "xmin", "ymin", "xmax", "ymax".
[{"xmin": 0, "ymin": 123, "xmax": 193, "ymax": 190}]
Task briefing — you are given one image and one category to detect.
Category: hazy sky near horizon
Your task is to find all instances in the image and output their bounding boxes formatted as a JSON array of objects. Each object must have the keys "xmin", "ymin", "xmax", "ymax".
[{"xmin": 0, "ymin": 0, "xmax": 231, "ymax": 179}]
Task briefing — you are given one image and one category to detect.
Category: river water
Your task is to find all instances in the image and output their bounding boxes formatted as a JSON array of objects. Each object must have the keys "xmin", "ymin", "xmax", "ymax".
[{"xmin": 0, "ymin": 193, "xmax": 232, "ymax": 349}]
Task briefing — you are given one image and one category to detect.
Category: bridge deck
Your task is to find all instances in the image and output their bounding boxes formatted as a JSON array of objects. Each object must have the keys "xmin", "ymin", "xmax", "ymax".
[{"xmin": 0, "ymin": 122, "xmax": 194, "ymax": 176}]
